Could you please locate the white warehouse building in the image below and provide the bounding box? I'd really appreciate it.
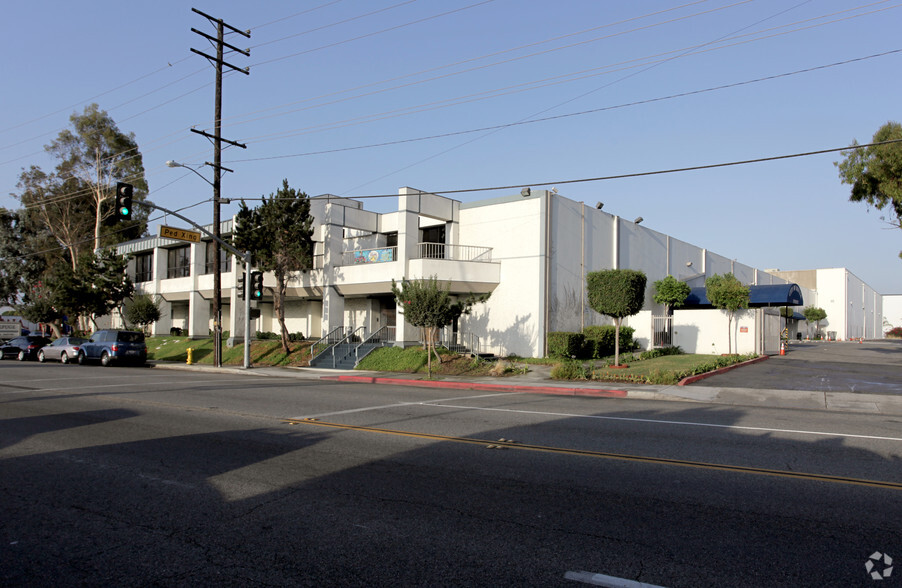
[116,188,886,360]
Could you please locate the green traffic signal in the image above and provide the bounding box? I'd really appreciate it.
[116,182,133,220]
[251,271,264,300]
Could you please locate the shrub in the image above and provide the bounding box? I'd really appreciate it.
[886,327,902,338]
[551,360,590,380]
[547,332,585,358]
[582,325,636,358]
[639,346,684,360]
[255,331,305,341]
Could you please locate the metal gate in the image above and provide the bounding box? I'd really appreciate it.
[652,316,673,348]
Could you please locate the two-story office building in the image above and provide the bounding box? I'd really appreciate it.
[116,187,884,358]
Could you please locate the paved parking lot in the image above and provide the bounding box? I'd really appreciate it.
[691,340,902,395]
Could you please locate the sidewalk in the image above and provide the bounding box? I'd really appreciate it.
[149,360,902,416]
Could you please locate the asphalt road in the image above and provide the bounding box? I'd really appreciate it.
[690,340,902,394]
[2,361,901,586]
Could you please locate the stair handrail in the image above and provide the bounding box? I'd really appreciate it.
[355,325,396,363]
[330,326,367,368]
[310,326,345,363]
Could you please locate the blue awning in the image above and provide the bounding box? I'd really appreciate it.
[683,283,803,309]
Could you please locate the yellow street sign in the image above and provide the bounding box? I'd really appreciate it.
[160,225,202,243]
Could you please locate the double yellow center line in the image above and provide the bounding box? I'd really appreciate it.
[285,418,902,491]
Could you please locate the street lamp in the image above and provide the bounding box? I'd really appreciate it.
[165,159,229,367]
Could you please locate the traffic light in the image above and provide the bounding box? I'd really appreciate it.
[251,271,264,300]
[236,272,245,300]
[116,182,133,220]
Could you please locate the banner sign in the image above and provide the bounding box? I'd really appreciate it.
[353,248,393,264]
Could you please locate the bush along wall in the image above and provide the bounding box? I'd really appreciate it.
[582,325,637,358]
[547,332,585,358]
[547,327,639,359]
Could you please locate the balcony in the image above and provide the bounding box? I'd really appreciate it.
[334,243,499,295]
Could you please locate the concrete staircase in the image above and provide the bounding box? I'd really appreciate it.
[309,341,382,369]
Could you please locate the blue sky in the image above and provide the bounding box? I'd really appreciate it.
[3,1,902,293]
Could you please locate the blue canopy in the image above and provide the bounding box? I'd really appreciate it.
[683,283,803,309]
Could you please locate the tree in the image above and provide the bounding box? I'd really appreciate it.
[705,273,750,354]
[391,276,490,378]
[16,249,133,335]
[836,121,902,255]
[233,179,314,354]
[76,249,134,329]
[652,275,690,314]
[0,208,46,305]
[15,104,149,264]
[586,269,646,366]
[123,294,161,334]
[45,104,149,253]
[802,306,827,338]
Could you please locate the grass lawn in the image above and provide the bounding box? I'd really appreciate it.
[147,336,312,367]
[148,336,753,384]
[552,353,756,384]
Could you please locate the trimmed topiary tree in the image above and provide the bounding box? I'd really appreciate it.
[652,275,691,314]
[705,273,750,354]
[586,269,647,366]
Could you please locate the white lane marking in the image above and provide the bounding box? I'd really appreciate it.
[418,402,902,443]
[289,392,519,421]
[564,570,666,587]
[0,378,237,395]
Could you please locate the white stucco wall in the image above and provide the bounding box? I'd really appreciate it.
[459,196,544,357]
[674,307,759,355]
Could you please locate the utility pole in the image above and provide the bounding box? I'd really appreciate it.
[189,8,250,367]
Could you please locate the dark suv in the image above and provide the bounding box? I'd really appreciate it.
[77,330,147,366]
[0,335,53,361]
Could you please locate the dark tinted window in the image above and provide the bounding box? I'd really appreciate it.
[118,331,145,343]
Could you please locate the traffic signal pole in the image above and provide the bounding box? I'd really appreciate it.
[134,199,254,369]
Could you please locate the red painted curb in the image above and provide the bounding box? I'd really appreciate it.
[677,355,769,386]
[320,375,628,398]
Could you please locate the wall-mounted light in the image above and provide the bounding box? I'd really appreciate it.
[595,202,604,209]
[686,261,693,267]
[521,187,531,197]
[634,216,644,224]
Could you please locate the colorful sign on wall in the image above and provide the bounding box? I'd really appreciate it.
[353,248,394,264]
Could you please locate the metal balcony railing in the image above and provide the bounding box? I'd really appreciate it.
[416,243,492,262]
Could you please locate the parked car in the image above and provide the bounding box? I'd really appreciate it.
[0,335,53,361]
[77,330,147,366]
[38,336,88,364]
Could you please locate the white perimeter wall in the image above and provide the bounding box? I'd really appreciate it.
[671,308,761,355]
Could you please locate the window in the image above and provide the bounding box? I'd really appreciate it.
[166,246,191,279]
[135,252,153,282]
[204,241,232,274]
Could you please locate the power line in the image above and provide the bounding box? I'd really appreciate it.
[224,49,901,163]
[220,4,901,149]
[240,138,897,201]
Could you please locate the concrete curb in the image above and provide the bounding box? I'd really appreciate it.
[320,375,629,398]
[677,355,770,386]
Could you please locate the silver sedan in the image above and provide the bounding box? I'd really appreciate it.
[38,336,88,364]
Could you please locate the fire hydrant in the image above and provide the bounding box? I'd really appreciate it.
[187,348,193,365]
